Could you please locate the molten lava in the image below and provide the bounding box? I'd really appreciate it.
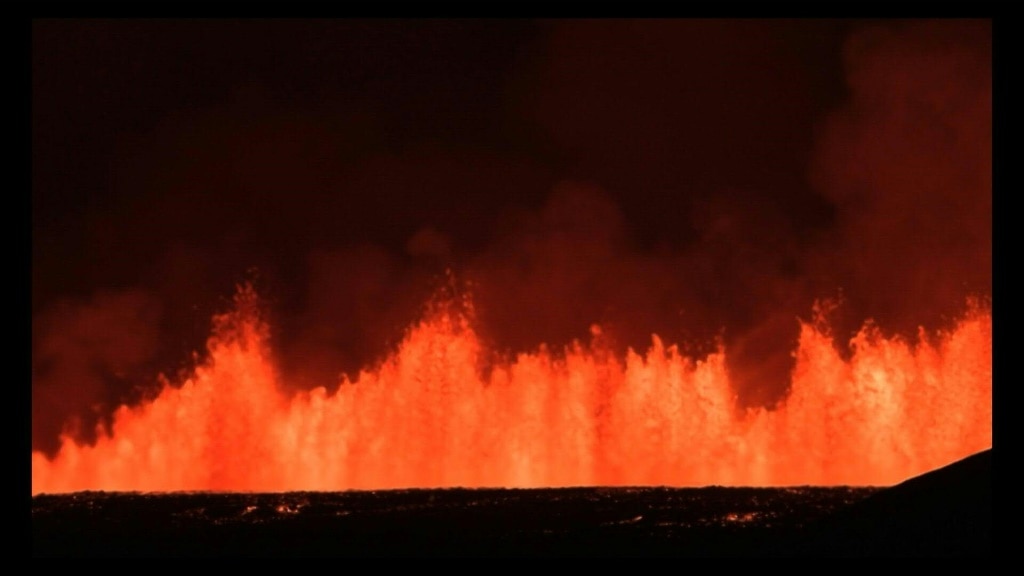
[31,284,992,493]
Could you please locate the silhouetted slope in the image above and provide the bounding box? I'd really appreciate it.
[795,449,992,556]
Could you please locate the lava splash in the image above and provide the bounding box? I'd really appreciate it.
[31,284,991,493]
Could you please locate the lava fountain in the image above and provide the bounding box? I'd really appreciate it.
[31,282,991,494]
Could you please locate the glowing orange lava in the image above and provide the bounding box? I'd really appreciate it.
[31,284,992,493]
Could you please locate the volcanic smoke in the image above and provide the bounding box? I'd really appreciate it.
[31,280,991,494]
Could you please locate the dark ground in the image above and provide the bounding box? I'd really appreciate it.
[31,449,991,557]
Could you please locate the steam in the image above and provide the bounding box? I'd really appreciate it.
[808,19,992,335]
[32,290,162,454]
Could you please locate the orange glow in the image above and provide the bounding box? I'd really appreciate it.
[31,284,992,493]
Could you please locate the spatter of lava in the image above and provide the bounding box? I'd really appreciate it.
[32,283,991,493]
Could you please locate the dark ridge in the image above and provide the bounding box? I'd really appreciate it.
[791,449,992,556]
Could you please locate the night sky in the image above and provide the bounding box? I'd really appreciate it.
[31,19,992,455]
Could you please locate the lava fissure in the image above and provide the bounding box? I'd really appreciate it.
[31,284,992,494]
